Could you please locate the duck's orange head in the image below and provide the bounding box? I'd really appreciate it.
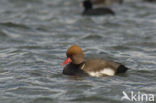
[62,45,84,66]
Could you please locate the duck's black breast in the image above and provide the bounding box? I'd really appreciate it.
[83,8,115,16]
[63,63,86,76]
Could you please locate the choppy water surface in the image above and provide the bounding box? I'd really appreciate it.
[0,0,156,103]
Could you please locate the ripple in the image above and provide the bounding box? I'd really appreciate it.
[0,29,8,37]
[109,45,131,51]
[31,97,54,103]
[82,34,103,40]
[0,22,30,30]
[6,87,55,96]
[70,96,106,102]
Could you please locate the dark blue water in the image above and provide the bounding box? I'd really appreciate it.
[0,0,156,103]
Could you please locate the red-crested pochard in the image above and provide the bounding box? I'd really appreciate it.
[62,45,129,77]
[82,0,115,16]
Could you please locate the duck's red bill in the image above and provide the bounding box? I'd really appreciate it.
[61,57,72,66]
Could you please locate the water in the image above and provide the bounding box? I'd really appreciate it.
[0,0,156,103]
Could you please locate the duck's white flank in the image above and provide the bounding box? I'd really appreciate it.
[88,68,115,77]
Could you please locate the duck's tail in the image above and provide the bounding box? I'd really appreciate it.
[116,65,129,74]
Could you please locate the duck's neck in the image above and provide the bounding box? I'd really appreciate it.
[71,61,86,70]
[83,0,93,12]
[71,60,85,65]
[83,7,92,15]
[84,7,92,11]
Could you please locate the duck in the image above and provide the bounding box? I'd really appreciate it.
[91,0,124,5]
[62,45,129,77]
[82,0,115,16]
